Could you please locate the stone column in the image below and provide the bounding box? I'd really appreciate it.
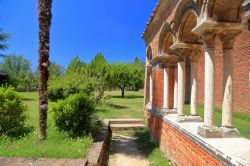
[177,57,186,119]
[149,72,153,104]
[144,66,149,105]
[163,68,169,109]
[197,32,222,138]
[190,60,198,115]
[174,67,178,109]
[218,31,240,137]
[189,52,203,122]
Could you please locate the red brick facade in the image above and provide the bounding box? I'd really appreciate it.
[148,116,225,166]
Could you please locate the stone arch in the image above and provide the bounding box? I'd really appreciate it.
[177,9,201,44]
[172,0,201,32]
[158,22,175,55]
[241,0,250,28]
[200,0,245,22]
[146,45,152,61]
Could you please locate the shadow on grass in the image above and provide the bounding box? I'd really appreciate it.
[111,94,144,99]
[134,129,156,157]
[22,98,35,101]
[106,103,130,109]
[2,125,35,139]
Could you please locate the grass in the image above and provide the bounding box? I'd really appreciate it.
[184,104,250,139]
[0,92,92,158]
[95,91,145,121]
[135,130,170,166]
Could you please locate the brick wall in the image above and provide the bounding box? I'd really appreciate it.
[234,30,250,114]
[168,68,174,108]
[148,116,225,166]
[152,67,164,108]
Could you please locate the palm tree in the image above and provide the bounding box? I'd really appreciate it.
[38,0,52,141]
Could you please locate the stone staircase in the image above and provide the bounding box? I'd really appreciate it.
[105,119,146,131]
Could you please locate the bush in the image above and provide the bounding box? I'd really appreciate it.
[48,74,95,101]
[52,93,95,137]
[0,86,28,137]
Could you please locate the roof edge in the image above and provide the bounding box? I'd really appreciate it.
[142,0,163,41]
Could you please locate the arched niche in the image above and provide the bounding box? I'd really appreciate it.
[172,0,200,32]
[201,0,245,22]
[177,9,201,44]
[158,22,175,55]
[146,46,152,62]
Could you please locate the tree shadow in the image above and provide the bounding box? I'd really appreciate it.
[111,95,144,99]
[3,125,35,139]
[22,98,35,101]
[106,103,130,109]
[134,129,157,158]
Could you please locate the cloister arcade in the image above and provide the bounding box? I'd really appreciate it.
[144,0,250,138]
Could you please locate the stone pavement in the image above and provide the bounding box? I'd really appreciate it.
[108,134,149,166]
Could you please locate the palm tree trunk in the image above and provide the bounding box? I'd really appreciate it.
[38,0,52,141]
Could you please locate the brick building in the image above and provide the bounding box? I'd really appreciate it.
[143,0,250,165]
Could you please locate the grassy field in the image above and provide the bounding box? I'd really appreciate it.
[95,91,145,120]
[0,92,92,158]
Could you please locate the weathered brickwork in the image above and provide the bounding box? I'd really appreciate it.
[168,68,174,108]
[152,67,164,108]
[234,30,250,114]
[148,116,225,166]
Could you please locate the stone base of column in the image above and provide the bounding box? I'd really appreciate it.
[161,108,177,114]
[176,115,203,123]
[197,125,222,138]
[220,127,240,138]
[187,115,203,122]
[176,115,188,123]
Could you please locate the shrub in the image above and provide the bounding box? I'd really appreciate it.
[0,86,28,137]
[48,74,95,101]
[52,93,95,137]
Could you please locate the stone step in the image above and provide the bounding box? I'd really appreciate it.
[110,123,146,131]
[106,118,144,125]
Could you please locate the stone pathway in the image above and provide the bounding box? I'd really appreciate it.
[108,133,150,166]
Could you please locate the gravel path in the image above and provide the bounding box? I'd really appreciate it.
[108,134,150,166]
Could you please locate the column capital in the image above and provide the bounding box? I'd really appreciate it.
[189,50,201,62]
[201,31,217,48]
[173,48,190,61]
[159,62,177,69]
[218,30,241,49]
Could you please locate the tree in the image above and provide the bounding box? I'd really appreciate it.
[65,56,87,75]
[49,61,65,77]
[89,53,110,104]
[0,54,31,87]
[130,57,145,91]
[38,0,52,141]
[110,63,132,98]
[0,28,10,57]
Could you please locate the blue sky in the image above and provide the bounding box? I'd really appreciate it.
[0,0,157,70]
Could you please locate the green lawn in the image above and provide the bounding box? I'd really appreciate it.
[0,92,92,158]
[95,91,145,120]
